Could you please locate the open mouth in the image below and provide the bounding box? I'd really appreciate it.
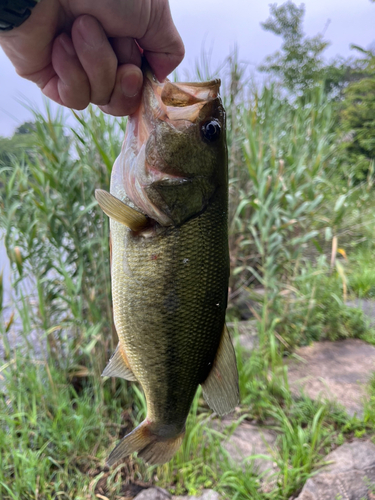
[112,73,221,226]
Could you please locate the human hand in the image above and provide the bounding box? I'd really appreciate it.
[0,0,184,115]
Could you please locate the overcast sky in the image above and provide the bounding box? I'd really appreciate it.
[0,0,373,137]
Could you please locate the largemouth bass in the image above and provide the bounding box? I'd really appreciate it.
[95,65,239,466]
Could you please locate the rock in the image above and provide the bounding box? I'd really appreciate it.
[296,440,375,500]
[218,420,278,478]
[228,288,262,320]
[287,339,375,416]
[172,489,221,500]
[197,491,221,500]
[133,487,171,500]
[346,299,375,327]
[227,320,259,353]
[134,488,222,500]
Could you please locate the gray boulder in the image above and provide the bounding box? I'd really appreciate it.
[346,299,375,327]
[133,488,222,500]
[173,490,221,500]
[219,421,278,477]
[133,487,171,500]
[296,440,375,500]
[288,339,375,416]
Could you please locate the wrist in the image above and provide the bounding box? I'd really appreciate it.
[0,0,39,32]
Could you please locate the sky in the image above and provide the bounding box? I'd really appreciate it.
[0,0,374,137]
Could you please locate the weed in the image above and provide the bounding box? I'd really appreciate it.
[347,247,375,299]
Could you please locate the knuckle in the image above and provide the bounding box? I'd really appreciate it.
[91,86,113,106]
[92,97,111,106]
[100,100,136,117]
[62,91,89,110]
[68,100,89,111]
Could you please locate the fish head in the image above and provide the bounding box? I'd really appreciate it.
[111,67,227,227]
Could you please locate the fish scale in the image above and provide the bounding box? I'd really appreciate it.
[111,189,229,427]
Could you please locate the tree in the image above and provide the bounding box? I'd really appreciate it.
[0,122,35,165]
[259,1,329,93]
[15,121,36,135]
[340,47,375,181]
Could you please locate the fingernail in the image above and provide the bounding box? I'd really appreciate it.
[60,35,76,57]
[121,72,143,98]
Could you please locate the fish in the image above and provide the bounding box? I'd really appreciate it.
[95,63,239,466]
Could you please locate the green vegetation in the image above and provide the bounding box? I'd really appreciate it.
[340,47,375,181]
[1,1,375,498]
[348,247,375,298]
[259,1,330,92]
[0,122,35,165]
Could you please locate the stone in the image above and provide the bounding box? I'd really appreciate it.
[133,488,171,500]
[217,420,278,478]
[346,299,375,327]
[232,288,260,320]
[198,491,221,500]
[134,488,222,500]
[287,339,375,416]
[172,489,221,500]
[227,287,266,321]
[227,320,259,353]
[296,440,375,500]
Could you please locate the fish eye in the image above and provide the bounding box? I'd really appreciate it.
[201,120,221,143]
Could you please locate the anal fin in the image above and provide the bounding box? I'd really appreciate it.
[201,324,239,416]
[102,344,137,381]
[95,189,148,231]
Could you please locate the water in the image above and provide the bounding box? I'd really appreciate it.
[0,232,12,321]
[0,232,45,359]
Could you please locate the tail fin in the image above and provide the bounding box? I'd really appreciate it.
[107,420,184,466]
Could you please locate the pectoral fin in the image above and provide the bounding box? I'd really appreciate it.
[95,189,148,231]
[102,344,137,381]
[201,324,239,416]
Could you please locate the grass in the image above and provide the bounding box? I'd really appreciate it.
[0,353,135,499]
[276,256,373,346]
[233,328,344,498]
[1,297,375,499]
[347,247,375,299]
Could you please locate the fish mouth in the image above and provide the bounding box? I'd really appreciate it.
[111,66,221,226]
